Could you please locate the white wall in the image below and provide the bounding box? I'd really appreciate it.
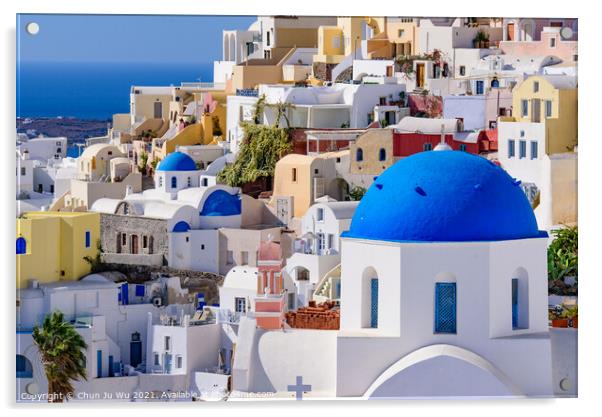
[168,229,220,274]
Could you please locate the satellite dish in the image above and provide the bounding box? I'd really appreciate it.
[560,27,573,40]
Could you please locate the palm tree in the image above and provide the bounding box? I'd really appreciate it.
[32,311,88,402]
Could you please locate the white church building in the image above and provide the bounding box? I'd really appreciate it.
[229,150,554,398]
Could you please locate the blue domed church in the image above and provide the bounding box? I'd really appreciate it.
[333,150,553,397]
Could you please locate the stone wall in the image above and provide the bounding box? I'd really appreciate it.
[100,213,169,261]
[312,62,337,81]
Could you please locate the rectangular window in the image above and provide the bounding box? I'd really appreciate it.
[550,37,556,48]
[423,143,433,151]
[459,66,466,76]
[164,336,171,351]
[154,353,160,366]
[226,250,234,265]
[459,144,467,152]
[85,231,91,248]
[475,80,484,95]
[241,251,249,265]
[530,141,538,159]
[519,140,527,158]
[122,233,127,246]
[545,100,553,118]
[316,208,324,222]
[533,81,539,93]
[20,167,26,176]
[434,282,456,333]
[135,284,145,297]
[235,297,246,313]
[398,29,404,37]
[143,236,148,249]
[512,278,519,329]
[370,278,378,328]
[521,99,529,117]
[176,355,183,369]
[292,168,297,182]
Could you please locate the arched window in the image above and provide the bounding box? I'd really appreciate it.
[434,282,457,333]
[171,176,177,189]
[16,355,33,378]
[511,268,530,329]
[379,148,386,161]
[356,148,364,162]
[16,237,26,255]
[491,78,500,88]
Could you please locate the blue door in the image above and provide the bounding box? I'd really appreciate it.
[435,283,457,333]
[120,283,129,305]
[370,278,378,328]
[130,341,142,368]
[512,278,519,329]
[108,355,114,377]
[476,80,484,95]
[96,350,102,378]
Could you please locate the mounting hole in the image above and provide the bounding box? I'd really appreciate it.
[26,22,40,35]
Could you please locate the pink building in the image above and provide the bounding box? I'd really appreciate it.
[501,18,577,42]
[254,240,286,330]
[500,26,578,64]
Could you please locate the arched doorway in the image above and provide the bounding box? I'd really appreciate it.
[361,267,379,328]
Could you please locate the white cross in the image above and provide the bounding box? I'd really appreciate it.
[287,376,311,400]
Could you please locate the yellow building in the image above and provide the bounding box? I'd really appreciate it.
[508,75,577,154]
[16,212,101,288]
[314,17,371,65]
[271,152,350,218]
[383,17,419,57]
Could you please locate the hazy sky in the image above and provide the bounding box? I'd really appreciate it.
[17,14,256,64]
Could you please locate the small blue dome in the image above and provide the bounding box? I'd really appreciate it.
[344,151,542,242]
[200,190,241,216]
[157,152,197,172]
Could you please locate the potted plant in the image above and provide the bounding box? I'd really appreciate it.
[565,305,578,328]
[549,305,568,328]
[473,30,488,48]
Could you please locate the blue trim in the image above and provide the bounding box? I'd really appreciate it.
[135,284,145,297]
[16,237,26,254]
[120,283,129,305]
[172,221,191,232]
[16,354,33,378]
[435,283,456,334]
[108,355,114,377]
[200,190,241,216]
[512,278,519,329]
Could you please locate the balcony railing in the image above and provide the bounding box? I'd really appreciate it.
[236,88,259,97]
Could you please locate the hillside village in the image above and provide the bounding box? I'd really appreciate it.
[16,16,578,401]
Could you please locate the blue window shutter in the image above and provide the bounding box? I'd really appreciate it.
[512,278,519,329]
[16,237,26,254]
[85,231,91,248]
[97,350,102,378]
[135,285,145,297]
[370,278,379,328]
[435,283,457,333]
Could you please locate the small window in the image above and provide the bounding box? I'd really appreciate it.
[20,167,26,176]
[434,282,457,334]
[459,144,467,152]
[122,233,127,246]
[202,178,208,187]
[314,168,319,175]
[519,140,527,159]
[533,82,539,93]
[56,148,62,153]
[226,250,234,265]
[530,141,538,159]
[292,168,297,182]
[235,297,246,313]
[379,97,387,106]
[187,177,192,187]
[423,143,433,151]
[459,66,466,76]
[159,176,163,187]
[508,139,516,158]
[241,251,249,264]
[356,148,364,161]
[171,176,177,189]
[550,37,556,48]
[164,336,171,351]
[398,29,404,37]
[143,236,148,249]
[201,244,205,250]
[316,208,324,222]
[573,54,578,62]
[85,231,91,248]
[521,100,529,117]
[108,151,113,156]
[176,355,183,369]
[154,353,160,366]
[135,285,145,297]
[379,148,386,161]
[545,100,553,118]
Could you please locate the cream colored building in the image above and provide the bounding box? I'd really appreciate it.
[350,129,395,175]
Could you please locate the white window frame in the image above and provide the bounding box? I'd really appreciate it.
[316,208,324,222]
[235,297,246,313]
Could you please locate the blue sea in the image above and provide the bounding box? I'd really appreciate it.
[17,61,214,120]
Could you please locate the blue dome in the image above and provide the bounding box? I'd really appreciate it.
[200,190,241,216]
[344,151,543,243]
[157,152,197,171]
